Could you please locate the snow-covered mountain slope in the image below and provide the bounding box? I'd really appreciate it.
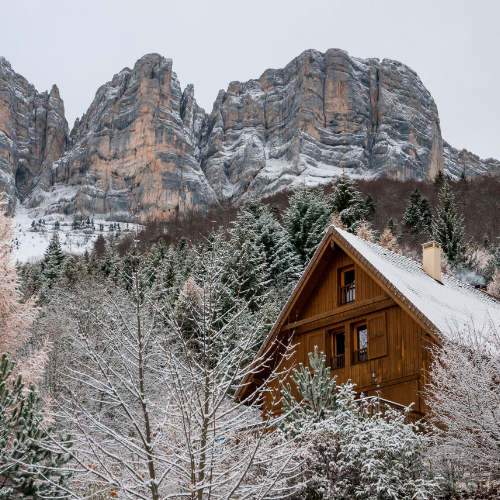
[1,50,499,220]
[11,203,140,263]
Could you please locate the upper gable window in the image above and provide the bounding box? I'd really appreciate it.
[340,267,355,305]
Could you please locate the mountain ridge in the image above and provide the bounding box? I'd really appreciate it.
[1,49,499,219]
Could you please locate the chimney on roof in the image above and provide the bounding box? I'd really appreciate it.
[422,241,441,282]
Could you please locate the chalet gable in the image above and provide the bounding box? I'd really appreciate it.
[235,225,500,403]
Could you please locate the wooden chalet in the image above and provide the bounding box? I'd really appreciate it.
[235,226,500,418]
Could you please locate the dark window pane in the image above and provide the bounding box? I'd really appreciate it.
[357,325,368,350]
[344,269,355,285]
[336,332,345,355]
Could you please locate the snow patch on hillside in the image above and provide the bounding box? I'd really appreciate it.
[11,203,140,263]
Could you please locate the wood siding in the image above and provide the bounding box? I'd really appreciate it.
[264,244,431,416]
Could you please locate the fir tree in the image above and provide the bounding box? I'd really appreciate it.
[433,170,445,189]
[284,186,333,266]
[41,232,65,290]
[331,172,371,230]
[432,178,467,265]
[0,355,72,498]
[363,193,376,221]
[93,233,106,258]
[230,199,303,287]
[388,217,398,236]
[402,188,433,239]
[280,347,340,428]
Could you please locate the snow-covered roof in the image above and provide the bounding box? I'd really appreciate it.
[235,225,500,401]
[333,226,500,335]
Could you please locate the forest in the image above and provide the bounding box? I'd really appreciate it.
[2,172,500,499]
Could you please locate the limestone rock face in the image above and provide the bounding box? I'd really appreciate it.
[0,57,68,212]
[0,49,499,219]
[443,141,500,179]
[200,49,445,200]
[26,54,214,218]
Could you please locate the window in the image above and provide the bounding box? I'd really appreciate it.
[340,267,355,305]
[352,323,368,364]
[330,330,345,369]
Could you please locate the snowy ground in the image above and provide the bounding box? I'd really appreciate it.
[11,204,140,264]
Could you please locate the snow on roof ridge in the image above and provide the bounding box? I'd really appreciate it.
[333,226,500,334]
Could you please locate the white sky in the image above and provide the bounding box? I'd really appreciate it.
[1,0,499,160]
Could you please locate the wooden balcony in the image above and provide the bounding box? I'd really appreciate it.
[340,283,355,304]
[352,347,368,364]
[331,353,345,369]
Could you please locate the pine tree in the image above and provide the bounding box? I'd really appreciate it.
[0,354,71,499]
[331,172,362,213]
[41,232,65,290]
[231,199,303,287]
[280,347,341,428]
[402,188,433,239]
[432,178,467,265]
[331,172,369,229]
[284,186,333,266]
[434,170,445,189]
[93,233,106,258]
[388,217,398,235]
[363,193,376,221]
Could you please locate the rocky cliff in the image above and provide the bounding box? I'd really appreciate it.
[0,49,498,219]
[25,54,215,218]
[0,57,68,213]
[200,49,444,201]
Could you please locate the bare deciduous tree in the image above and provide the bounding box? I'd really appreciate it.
[425,319,500,486]
[50,234,301,499]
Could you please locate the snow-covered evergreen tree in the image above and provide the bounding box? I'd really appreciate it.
[284,186,333,266]
[230,199,303,289]
[0,354,71,499]
[41,232,65,291]
[433,170,445,188]
[388,216,398,236]
[281,349,438,500]
[331,172,371,230]
[402,188,433,239]
[280,347,341,429]
[432,178,467,265]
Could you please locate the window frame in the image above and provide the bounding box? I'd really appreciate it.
[339,265,356,306]
[351,320,368,365]
[329,328,346,370]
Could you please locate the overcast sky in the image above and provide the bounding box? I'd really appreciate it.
[1,0,499,160]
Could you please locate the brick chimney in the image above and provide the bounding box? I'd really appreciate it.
[422,241,442,282]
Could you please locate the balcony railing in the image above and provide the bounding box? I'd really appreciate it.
[331,353,345,369]
[352,347,368,364]
[340,283,355,304]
